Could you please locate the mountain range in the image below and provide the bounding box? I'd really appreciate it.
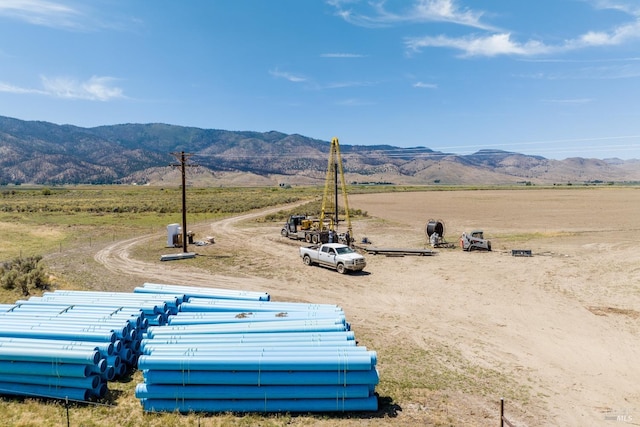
[1,115,639,186]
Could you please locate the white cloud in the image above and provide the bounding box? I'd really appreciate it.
[336,98,375,106]
[324,80,376,89]
[402,0,640,58]
[0,0,135,31]
[0,75,125,100]
[269,69,307,83]
[566,19,640,48]
[406,33,551,57]
[413,81,438,89]
[41,75,124,100]
[406,18,640,58]
[0,81,46,95]
[328,0,494,30]
[585,0,640,15]
[0,0,84,29]
[411,0,492,30]
[320,53,366,58]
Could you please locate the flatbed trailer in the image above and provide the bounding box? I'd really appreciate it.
[281,215,329,244]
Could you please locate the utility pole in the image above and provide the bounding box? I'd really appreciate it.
[170,151,197,253]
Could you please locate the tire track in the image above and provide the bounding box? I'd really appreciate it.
[93,202,308,290]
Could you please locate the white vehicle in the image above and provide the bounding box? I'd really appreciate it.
[460,230,491,251]
[299,243,366,274]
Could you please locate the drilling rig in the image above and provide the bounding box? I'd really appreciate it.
[319,137,353,245]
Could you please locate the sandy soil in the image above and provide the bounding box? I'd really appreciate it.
[91,187,640,426]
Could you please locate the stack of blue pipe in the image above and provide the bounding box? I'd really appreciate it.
[0,289,182,402]
[134,283,379,413]
[0,283,380,411]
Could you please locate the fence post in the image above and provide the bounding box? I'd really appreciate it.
[500,397,504,427]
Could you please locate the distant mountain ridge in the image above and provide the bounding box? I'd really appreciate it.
[1,115,638,186]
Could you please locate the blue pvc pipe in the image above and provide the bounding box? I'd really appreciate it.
[167,312,346,325]
[119,347,133,363]
[140,331,355,346]
[93,382,108,398]
[0,381,90,402]
[179,299,340,313]
[0,304,15,312]
[0,347,100,365]
[141,341,356,354]
[143,368,379,386]
[42,290,182,310]
[0,327,116,343]
[90,359,108,374]
[2,285,379,414]
[146,320,347,338]
[21,298,166,315]
[141,347,370,357]
[106,355,121,369]
[0,311,143,326]
[138,283,270,301]
[138,352,377,371]
[0,338,115,357]
[0,321,129,340]
[135,383,371,399]
[0,361,92,378]
[116,363,127,377]
[141,396,378,413]
[101,366,116,381]
[0,373,100,390]
[152,317,347,331]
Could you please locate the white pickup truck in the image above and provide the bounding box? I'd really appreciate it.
[299,243,366,274]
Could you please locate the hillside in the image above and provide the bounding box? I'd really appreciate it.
[1,115,639,186]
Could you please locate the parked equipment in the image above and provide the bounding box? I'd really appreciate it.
[425,219,455,248]
[281,137,354,246]
[281,215,329,244]
[460,230,491,251]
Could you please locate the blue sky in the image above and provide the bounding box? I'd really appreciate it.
[1,0,640,159]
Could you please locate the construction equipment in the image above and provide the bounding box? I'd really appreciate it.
[281,214,328,244]
[425,219,455,248]
[460,230,492,251]
[319,137,353,245]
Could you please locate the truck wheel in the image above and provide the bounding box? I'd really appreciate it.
[305,234,312,243]
[281,229,288,237]
[312,234,319,244]
[336,263,346,274]
[303,255,312,266]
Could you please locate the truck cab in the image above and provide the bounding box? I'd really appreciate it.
[283,215,309,233]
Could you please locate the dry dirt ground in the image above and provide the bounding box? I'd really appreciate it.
[88,187,640,426]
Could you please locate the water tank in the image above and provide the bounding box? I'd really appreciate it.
[167,224,181,247]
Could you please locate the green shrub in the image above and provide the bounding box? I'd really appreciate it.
[0,256,50,296]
